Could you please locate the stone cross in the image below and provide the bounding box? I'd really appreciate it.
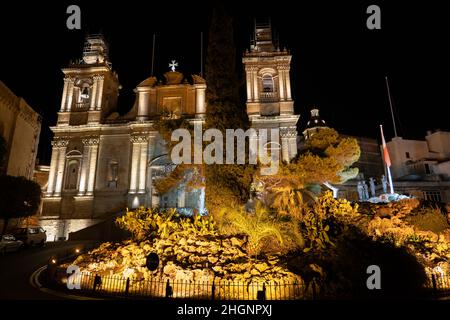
[169,60,178,72]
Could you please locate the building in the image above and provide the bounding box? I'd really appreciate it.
[385,131,450,202]
[40,35,207,240]
[0,80,41,179]
[243,20,299,162]
[302,108,328,140]
[299,108,384,200]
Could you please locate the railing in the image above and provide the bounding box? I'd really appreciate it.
[72,101,90,111]
[430,273,450,295]
[259,92,278,103]
[51,271,315,300]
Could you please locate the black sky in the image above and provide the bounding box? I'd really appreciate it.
[0,0,448,164]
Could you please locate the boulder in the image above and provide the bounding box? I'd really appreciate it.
[230,237,243,247]
[254,263,269,273]
[251,269,260,276]
[208,256,219,264]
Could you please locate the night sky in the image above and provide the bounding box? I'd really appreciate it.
[1,1,448,164]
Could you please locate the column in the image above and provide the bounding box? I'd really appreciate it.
[245,69,253,102]
[137,90,149,120]
[95,75,104,111]
[46,142,60,196]
[280,129,290,163]
[289,136,298,159]
[277,68,285,101]
[177,187,186,208]
[65,78,75,112]
[195,85,206,116]
[89,76,98,111]
[138,137,148,193]
[129,135,140,194]
[54,139,69,197]
[285,67,292,101]
[60,78,69,112]
[86,137,99,196]
[249,130,258,165]
[253,69,259,102]
[77,139,91,196]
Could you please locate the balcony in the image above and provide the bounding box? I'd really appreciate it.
[72,101,90,111]
[259,92,278,103]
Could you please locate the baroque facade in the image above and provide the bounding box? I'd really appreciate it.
[40,35,207,240]
[41,23,301,240]
[243,20,299,162]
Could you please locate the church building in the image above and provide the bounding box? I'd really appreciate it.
[40,23,300,240]
[40,35,207,240]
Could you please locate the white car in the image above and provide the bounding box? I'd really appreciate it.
[12,227,47,246]
[0,234,23,254]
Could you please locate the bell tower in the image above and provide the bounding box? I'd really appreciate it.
[57,34,120,126]
[243,19,299,162]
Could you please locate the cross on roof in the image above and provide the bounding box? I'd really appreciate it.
[169,60,178,72]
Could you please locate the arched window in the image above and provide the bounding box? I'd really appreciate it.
[64,150,82,190]
[262,74,274,92]
[108,160,119,188]
[65,159,80,190]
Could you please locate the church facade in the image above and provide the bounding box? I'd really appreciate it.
[40,25,299,240]
[40,35,207,240]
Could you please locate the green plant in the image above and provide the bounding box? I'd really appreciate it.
[216,203,304,257]
[116,207,217,242]
[405,205,449,233]
[0,175,42,235]
[302,208,334,253]
[270,186,316,221]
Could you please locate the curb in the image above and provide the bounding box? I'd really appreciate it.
[29,265,103,300]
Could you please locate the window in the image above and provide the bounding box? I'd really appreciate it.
[405,152,410,159]
[423,190,441,202]
[262,74,274,92]
[108,160,119,188]
[425,163,431,174]
[65,159,80,190]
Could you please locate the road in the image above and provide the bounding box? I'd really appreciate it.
[0,241,96,299]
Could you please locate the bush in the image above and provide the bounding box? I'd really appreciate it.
[216,203,304,257]
[116,207,217,242]
[405,206,449,233]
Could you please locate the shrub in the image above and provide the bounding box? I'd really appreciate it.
[216,203,304,257]
[116,207,217,242]
[405,205,449,233]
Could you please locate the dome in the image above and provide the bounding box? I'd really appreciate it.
[305,108,327,129]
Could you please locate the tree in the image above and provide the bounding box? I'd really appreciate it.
[204,5,255,215]
[259,128,360,219]
[0,175,42,235]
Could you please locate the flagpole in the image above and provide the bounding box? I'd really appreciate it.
[151,34,156,76]
[385,76,398,137]
[380,124,395,194]
[200,32,203,78]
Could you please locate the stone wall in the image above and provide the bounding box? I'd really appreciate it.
[39,218,101,241]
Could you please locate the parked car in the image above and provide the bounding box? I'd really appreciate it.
[12,226,47,246]
[0,234,23,254]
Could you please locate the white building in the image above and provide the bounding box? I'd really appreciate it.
[385,130,450,202]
